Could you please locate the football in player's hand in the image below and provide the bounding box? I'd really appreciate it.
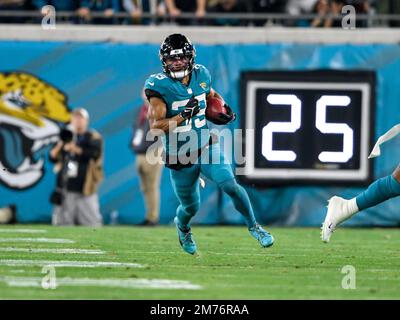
[206,96,229,125]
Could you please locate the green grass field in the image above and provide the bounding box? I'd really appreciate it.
[0,225,399,299]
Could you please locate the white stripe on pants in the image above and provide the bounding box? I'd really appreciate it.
[52,192,102,227]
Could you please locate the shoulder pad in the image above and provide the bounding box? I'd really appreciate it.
[145,73,169,90]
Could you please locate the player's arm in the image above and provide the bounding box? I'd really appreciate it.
[207,88,236,124]
[148,96,200,134]
[148,96,182,134]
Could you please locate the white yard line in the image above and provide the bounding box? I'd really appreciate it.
[0,229,47,234]
[0,276,202,290]
[0,238,74,244]
[129,250,271,257]
[0,259,143,268]
[0,247,105,255]
[8,269,26,273]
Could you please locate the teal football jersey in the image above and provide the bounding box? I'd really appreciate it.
[144,64,211,156]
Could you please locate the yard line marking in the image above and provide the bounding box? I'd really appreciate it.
[9,269,26,273]
[0,238,74,244]
[129,250,275,257]
[0,259,143,268]
[166,264,256,269]
[126,251,316,258]
[0,229,47,234]
[108,250,400,262]
[0,248,105,255]
[0,276,202,290]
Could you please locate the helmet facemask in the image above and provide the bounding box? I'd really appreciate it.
[159,34,196,80]
[163,53,195,80]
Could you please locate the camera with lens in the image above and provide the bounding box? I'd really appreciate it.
[59,128,74,143]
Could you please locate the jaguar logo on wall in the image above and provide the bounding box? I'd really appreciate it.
[0,72,71,190]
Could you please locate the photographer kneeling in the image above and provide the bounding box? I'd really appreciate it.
[50,108,103,226]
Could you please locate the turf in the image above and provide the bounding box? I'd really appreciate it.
[0,225,399,299]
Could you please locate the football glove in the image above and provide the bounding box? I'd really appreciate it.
[180,97,200,120]
[216,104,236,124]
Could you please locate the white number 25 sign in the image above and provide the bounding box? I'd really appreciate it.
[262,94,354,163]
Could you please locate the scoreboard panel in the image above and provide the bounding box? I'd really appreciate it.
[239,70,376,185]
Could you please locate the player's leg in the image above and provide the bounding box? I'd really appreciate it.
[170,165,201,229]
[356,166,400,211]
[219,178,274,247]
[170,165,201,254]
[322,165,400,242]
[219,179,256,228]
[200,143,274,247]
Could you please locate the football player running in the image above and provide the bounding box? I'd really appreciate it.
[144,34,274,255]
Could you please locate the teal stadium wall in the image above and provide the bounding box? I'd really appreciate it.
[0,41,399,226]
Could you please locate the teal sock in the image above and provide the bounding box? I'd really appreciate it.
[219,179,257,228]
[176,203,199,230]
[356,175,400,211]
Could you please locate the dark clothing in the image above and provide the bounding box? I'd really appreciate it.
[32,0,80,11]
[51,130,102,193]
[131,103,157,155]
[163,134,218,171]
[346,0,371,28]
[250,0,288,13]
[80,0,120,11]
[174,0,197,12]
[171,0,202,25]
[208,2,248,26]
[0,0,30,23]
[0,0,27,9]
[248,0,288,26]
[80,0,120,24]
[31,0,82,23]
[145,88,166,104]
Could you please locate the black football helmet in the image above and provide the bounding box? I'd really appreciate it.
[159,34,196,80]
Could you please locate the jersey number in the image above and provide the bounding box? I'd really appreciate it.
[172,93,207,132]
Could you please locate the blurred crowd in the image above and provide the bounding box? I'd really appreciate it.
[0,0,399,27]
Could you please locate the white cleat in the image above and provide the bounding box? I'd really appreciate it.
[321,196,355,243]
